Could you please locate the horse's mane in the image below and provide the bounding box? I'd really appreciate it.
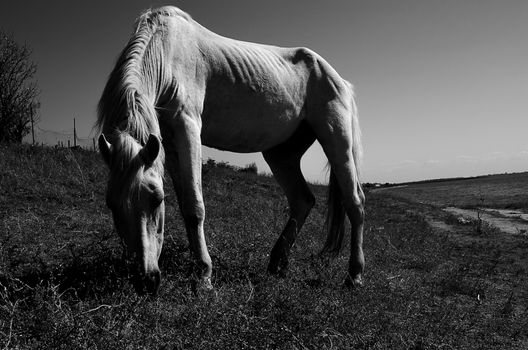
[97,7,188,145]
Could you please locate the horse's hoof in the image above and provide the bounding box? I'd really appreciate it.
[344,274,364,288]
[267,258,288,277]
[192,277,214,295]
[199,276,213,290]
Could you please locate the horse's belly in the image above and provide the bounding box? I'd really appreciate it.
[201,107,303,153]
[199,69,307,152]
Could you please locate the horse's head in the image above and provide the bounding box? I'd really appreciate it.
[98,132,165,296]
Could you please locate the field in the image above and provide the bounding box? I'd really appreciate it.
[377,173,528,211]
[1,143,527,349]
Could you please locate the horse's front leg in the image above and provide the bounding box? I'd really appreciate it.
[165,115,212,290]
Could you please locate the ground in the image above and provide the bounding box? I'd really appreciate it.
[1,144,527,349]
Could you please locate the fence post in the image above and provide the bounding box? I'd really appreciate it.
[74,118,77,148]
[31,112,35,146]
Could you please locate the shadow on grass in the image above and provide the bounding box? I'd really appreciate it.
[1,252,132,301]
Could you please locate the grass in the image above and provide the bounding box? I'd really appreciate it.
[1,143,527,349]
[379,173,528,211]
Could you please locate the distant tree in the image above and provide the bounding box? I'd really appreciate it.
[0,30,40,143]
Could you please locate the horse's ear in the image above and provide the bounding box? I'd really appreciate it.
[98,134,112,166]
[140,134,160,166]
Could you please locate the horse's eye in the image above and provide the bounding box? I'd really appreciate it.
[151,192,164,208]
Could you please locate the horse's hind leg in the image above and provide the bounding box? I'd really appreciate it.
[308,103,365,286]
[263,122,316,275]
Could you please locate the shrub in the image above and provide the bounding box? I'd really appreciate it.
[240,162,258,174]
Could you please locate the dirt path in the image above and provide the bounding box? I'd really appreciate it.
[444,207,528,235]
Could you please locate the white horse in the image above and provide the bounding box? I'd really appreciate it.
[97,6,364,295]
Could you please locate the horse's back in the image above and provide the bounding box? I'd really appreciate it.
[159,7,351,152]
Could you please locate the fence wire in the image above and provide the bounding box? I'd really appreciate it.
[24,126,97,151]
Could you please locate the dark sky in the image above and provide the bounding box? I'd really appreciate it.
[1,0,527,183]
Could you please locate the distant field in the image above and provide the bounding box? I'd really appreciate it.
[1,143,527,349]
[376,172,528,211]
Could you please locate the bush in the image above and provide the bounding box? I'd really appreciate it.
[240,162,258,174]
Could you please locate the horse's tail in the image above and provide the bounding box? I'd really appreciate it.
[321,83,363,256]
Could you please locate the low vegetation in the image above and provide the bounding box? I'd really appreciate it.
[1,143,527,349]
[380,173,528,211]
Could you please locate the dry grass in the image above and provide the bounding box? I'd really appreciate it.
[1,143,527,349]
[381,173,528,211]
